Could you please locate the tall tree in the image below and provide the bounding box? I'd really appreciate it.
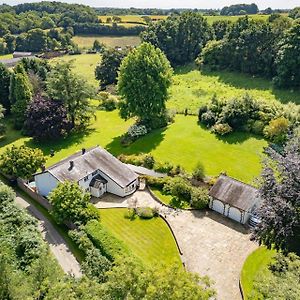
[142,12,212,65]
[10,69,33,129]
[252,136,300,252]
[118,42,173,126]
[46,62,94,128]
[24,93,70,141]
[0,63,11,113]
[95,48,126,86]
[274,22,300,88]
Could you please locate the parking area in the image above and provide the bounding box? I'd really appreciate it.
[93,190,257,300]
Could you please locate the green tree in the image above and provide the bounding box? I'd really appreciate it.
[46,62,95,128]
[0,63,11,112]
[48,181,98,224]
[0,145,46,179]
[92,39,104,52]
[95,48,126,86]
[100,256,215,299]
[0,104,5,135]
[118,42,173,126]
[274,22,300,88]
[10,70,33,129]
[26,28,48,52]
[263,117,290,144]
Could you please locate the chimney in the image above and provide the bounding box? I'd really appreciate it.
[69,161,74,170]
[82,148,86,155]
[41,165,46,172]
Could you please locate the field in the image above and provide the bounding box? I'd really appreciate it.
[99,208,181,266]
[241,247,276,299]
[51,54,100,87]
[0,54,13,60]
[1,110,267,183]
[72,35,141,50]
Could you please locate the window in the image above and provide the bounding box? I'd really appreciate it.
[84,176,89,182]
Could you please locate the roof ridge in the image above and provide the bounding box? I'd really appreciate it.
[219,174,257,190]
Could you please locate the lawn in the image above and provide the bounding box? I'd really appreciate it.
[150,187,191,209]
[1,112,267,183]
[99,208,181,266]
[51,53,100,87]
[72,35,141,49]
[0,54,13,60]
[241,247,276,299]
[170,65,300,114]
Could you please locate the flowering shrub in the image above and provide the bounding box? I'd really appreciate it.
[128,124,148,138]
[212,123,232,135]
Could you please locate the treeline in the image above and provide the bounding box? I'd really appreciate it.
[73,23,145,36]
[220,3,258,15]
[95,7,219,16]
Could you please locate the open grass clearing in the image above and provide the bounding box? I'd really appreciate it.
[241,246,276,299]
[170,65,300,114]
[99,208,181,266]
[72,35,141,49]
[1,111,267,183]
[51,53,100,87]
[0,54,13,60]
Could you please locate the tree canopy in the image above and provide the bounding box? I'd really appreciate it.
[118,42,173,126]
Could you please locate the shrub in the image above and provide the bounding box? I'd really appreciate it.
[136,207,155,219]
[100,96,118,111]
[154,161,174,174]
[190,187,210,209]
[192,162,205,181]
[263,117,290,144]
[143,154,155,169]
[201,110,217,126]
[124,208,136,220]
[0,183,15,205]
[212,123,232,135]
[168,165,185,176]
[144,176,166,189]
[128,124,148,138]
[85,219,130,261]
[251,120,265,135]
[163,177,192,201]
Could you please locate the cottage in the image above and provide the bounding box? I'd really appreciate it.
[209,174,261,224]
[34,147,139,198]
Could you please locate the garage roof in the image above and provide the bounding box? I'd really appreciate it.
[209,175,260,212]
[43,146,138,188]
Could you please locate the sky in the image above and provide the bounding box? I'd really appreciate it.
[3,0,300,9]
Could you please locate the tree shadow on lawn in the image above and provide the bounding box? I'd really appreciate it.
[105,127,167,157]
[24,128,94,157]
[202,69,300,105]
[173,63,196,75]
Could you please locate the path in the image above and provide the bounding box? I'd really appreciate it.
[15,194,82,278]
[95,189,257,300]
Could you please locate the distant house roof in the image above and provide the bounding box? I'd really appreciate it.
[209,174,260,212]
[13,51,33,58]
[0,56,36,67]
[90,174,108,188]
[43,147,138,188]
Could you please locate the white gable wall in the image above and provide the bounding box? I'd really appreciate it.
[35,172,60,197]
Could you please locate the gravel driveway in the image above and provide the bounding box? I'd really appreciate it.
[95,190,257,299]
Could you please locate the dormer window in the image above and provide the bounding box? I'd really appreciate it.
[84,176,89,182]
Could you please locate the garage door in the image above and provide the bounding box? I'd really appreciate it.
[227,206,242,223]
[212,199,225,215]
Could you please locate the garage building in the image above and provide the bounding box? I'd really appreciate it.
[209,174,260,224]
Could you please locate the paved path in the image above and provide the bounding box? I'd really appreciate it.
[95,190,257,300]
[15,194,82,278]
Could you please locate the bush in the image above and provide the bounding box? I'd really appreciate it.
[212,123,232,135]
[124,208,136,220]
[143,154,155,169]
[201,110,217,127]
[100,97,118,111]
[163,177,192,201]
[0,183,16,205]
[144,176,166,189]
[128,124,148,138]
[263,117,290,144]
[192,162,205,181]
[251,120,265,135]
[85,219,130,261]
[190,187,210,209]
[136,207,155,219]
[154,161,174,174]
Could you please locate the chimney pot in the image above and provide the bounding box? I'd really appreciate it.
[69,161,74,170]
[82,148,86,155]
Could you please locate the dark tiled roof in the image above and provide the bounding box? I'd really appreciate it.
[209,174,259,211]
[46,146,138,188]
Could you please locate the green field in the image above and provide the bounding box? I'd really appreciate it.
[241,247,276,299]
[170,65,300,114]
[72,35,141,49]
[1,111,267,183]
[100,208,181,266]
[51,53,100,87]
[0,54,13,60]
